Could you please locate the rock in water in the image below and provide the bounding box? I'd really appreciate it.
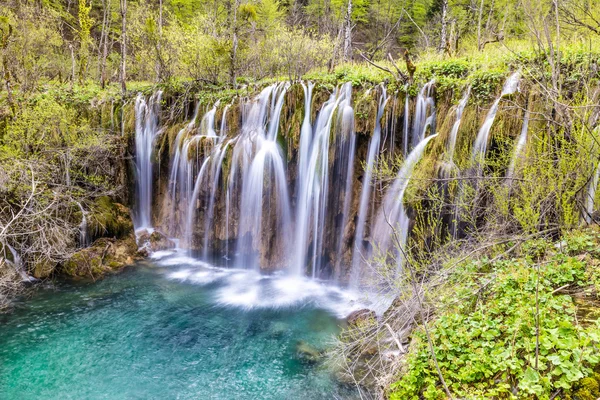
[137,230,176,252]
[60,235,139,279]
[296,340,322,363]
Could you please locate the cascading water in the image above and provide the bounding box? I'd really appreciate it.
[166,103,219,242]
[584,128,600,223]
[446,87,471,164]
[228,84,293,269]
[506,110,530,181]
[452,72,520,237]
[134,91,163,230]
[350,87,389,288]
[411,80,435,150]
[470,72,520,170]
[75,201,88,247]
[135,78,539,289]
[293,83,354,278]
[403,86,410,156]
[1,241,34,282]
[371,134,439,274]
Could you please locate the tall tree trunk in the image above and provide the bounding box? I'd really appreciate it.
[1,23,14,115]
[120,0,127,94]
[343,0,353,61]
[99,0,111,88]
[156,0,163,82]
[69,43,76,91]
[438,0,449,53]
[477,0,485,51]
[229,0,239,87]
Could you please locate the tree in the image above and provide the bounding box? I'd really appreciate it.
[77,0,93,84]
[120,0,127,94]
[0,16,14,114]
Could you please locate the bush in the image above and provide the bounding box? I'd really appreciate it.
[389,229,600,400]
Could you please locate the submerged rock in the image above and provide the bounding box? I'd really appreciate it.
[296,340,322,363]
[60,235,138,279]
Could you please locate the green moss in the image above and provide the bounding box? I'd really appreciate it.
[88,196,133,241]
[354,89,377,135]
[469,68,508,104]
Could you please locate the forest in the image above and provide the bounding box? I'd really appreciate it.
[1,0,600,399]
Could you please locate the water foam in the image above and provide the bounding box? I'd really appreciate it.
[156,253,391,318]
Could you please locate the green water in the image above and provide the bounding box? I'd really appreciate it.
[0,261,358,399]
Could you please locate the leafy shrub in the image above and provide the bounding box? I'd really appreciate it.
[470,69,507,103]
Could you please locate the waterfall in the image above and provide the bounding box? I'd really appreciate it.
[293,83,353,278]
[75,201,88,247]
[585,161,600,224]
[134,91,162,230]
[183,103,221,249]
[506,110,530,181]
[411,80,435,150]
[298,82,315,190]
[470,72,520,170]
[333,92,357,280]
[372,134,439,273]
[202,138,235,259]
[235,83,292,269]
[446,87,471,164]
[584,127,600,223]
[1,241,34,282]
[166,102,218,239]
[403,87,410,156]
[350,87,389,288]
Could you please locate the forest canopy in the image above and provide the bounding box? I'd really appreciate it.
[0,0,598,93]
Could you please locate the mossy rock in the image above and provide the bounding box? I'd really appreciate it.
[60,235,138,279]
[354,90,378,136]
[32,258,55,279]
[88,196,134,241]
[569,374,600,400]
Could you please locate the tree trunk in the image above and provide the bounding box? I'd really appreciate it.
[1,23,14,115]
[120,0,127,94]
[69,43,76,91]
[343,0,352,61]
[99,0,110,88]
[438,0,449,53]
[229,0,239,87]
[156,0,163,82]
[477,0,485,51]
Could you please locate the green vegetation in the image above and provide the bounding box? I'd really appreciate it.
[389,228,600,399]
[0,0,599,398]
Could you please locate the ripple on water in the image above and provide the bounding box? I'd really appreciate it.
[0,256,367,399]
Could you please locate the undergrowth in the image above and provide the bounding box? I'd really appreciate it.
[389,227,600,399]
